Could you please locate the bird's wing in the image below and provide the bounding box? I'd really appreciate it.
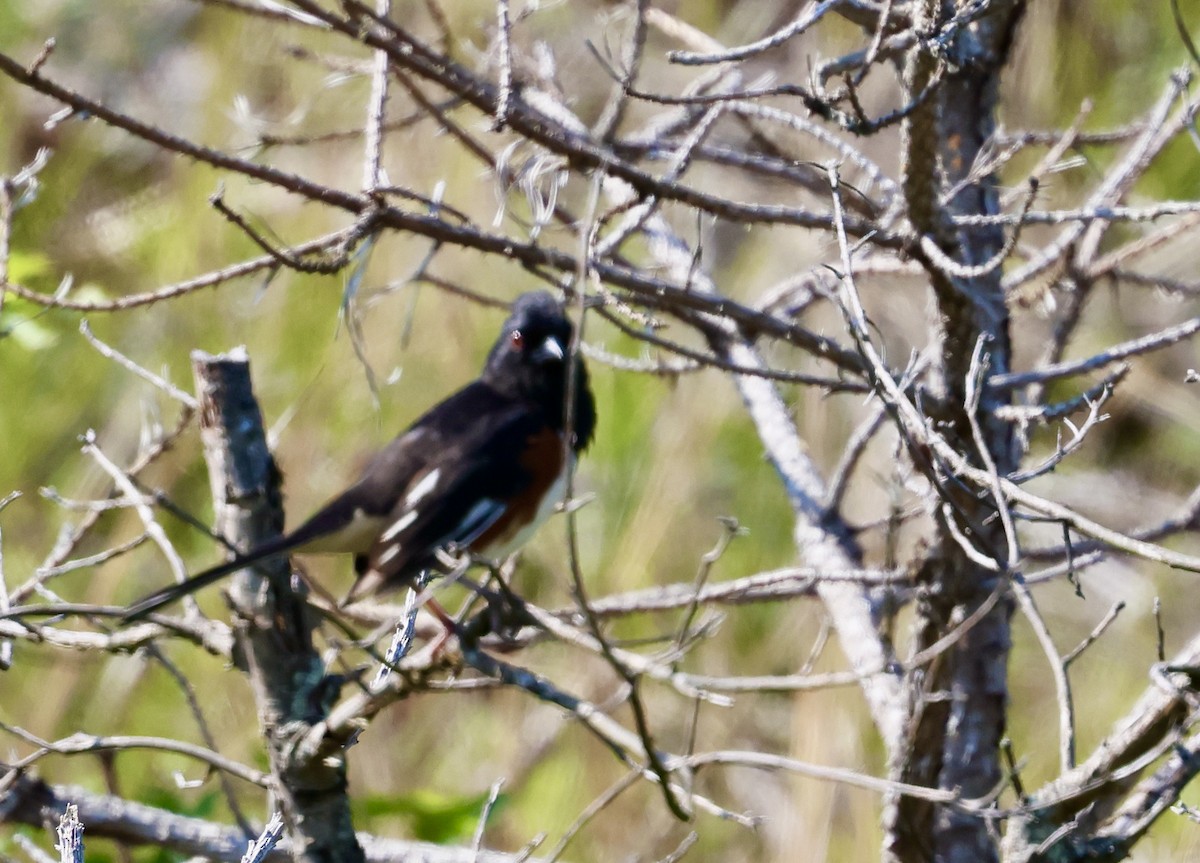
[284,380,512,554]
[346,400,562,598]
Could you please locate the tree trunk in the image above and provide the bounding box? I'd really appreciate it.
[193,349,364,863]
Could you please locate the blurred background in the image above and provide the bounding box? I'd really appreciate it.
[3,1,1200,860]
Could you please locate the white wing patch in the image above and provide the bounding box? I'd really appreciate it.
[405,468,441,507]
[377,544,402,566]
[380,509,419,543]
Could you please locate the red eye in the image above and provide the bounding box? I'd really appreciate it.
[510,330,524,349]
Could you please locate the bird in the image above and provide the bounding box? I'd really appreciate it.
[122,291,596,622]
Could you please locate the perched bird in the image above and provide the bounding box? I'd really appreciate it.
[123,291,595,622]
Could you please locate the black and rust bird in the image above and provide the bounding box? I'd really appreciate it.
[123,291,595,622]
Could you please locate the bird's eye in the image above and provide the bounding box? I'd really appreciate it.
[510,330,524,349]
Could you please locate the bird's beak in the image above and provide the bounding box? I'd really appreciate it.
[533,336,565,363]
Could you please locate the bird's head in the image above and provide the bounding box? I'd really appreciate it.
[485,291,574,390]
[484,291,595,448]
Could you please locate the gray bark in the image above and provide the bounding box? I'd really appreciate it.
[192,349,364,863]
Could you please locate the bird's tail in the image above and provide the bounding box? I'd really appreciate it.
[121,534,295,623]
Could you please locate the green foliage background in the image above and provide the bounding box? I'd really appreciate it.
[3,1,1200,860]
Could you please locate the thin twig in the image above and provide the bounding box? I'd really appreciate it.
[1063,601,1126,666]
[146,645,256,834]
[493,0,512,130]
[990,316,1200,390]
[363,0,391,193]
[79,320,198,408]
[1,723,267,787]
[239,813,285,863]
[471,779,504,863]
[1012,578,1076,771]
[79,432,191,601]
[544,771,641,863]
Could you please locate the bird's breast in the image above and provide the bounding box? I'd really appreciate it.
[472,426,570,557]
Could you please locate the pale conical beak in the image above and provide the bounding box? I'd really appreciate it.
[534,336,565,363]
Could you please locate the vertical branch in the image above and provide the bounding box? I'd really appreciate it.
[887,3,1026,862]
[900,0,947,251]
[191,349,363,863]
[55,803,83,863]
[363,0,391,194]
[493,0,513,131]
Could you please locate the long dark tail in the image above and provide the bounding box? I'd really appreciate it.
[121,534,296,622]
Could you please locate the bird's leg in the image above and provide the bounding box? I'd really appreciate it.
[406,556,474,655]
[418,597,460,657]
